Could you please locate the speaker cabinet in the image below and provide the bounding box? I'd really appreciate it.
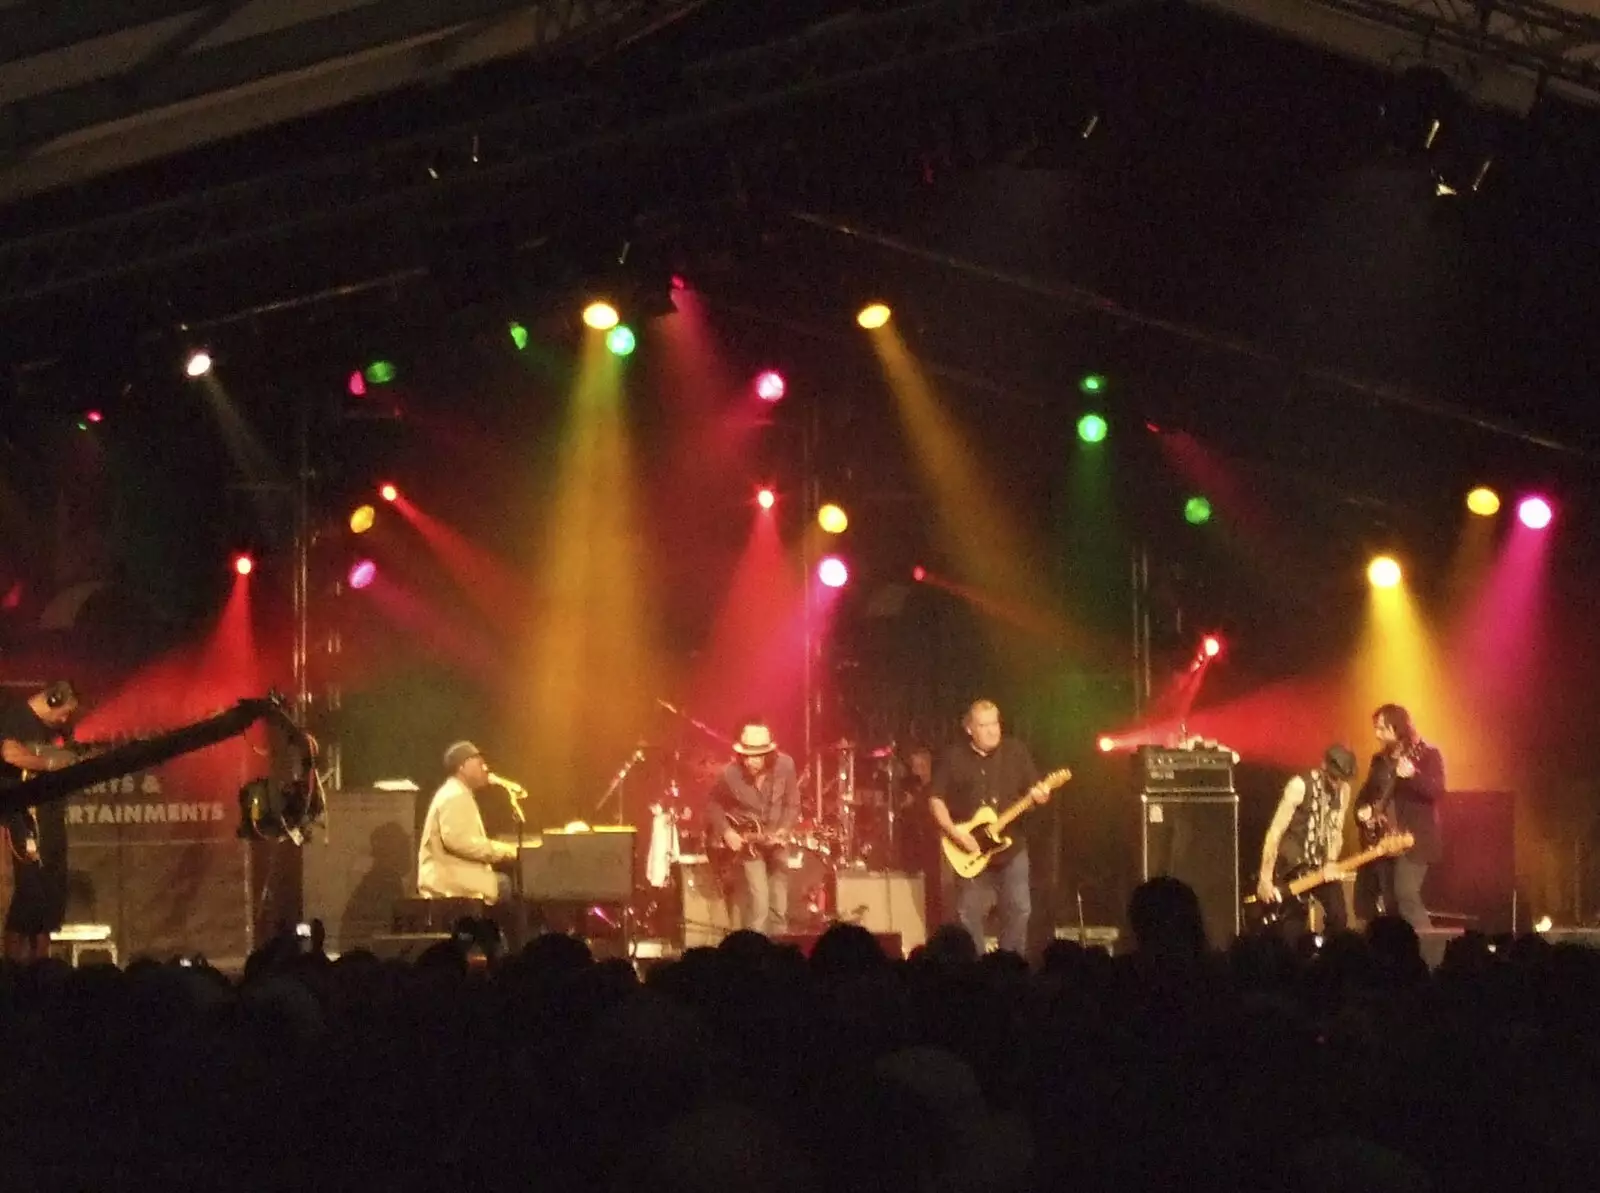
[836,870,927,955]
[302,790,417,956]
[1140,794,1240,944]
[678,858,735,948]
[1430,790,1515,934]
[520,827,636,902]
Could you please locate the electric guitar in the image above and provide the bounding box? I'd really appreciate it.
[941,769,1072,879]
[10,743,94,862]
[1243,831,1414,927]
[710,809,803,861]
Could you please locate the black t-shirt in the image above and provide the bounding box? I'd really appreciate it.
[930,737,1040,825]
[0,697,54,784]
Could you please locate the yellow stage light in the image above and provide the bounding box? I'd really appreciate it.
[1466,487,1501,517]
[582,301,620,331]
[817,503,849,534]
[1367,555,1402,589]
[856,302,891,330]
[349,504,376,534]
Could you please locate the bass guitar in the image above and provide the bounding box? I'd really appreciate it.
[1243,831,1414,927]
[941,769,1072,879]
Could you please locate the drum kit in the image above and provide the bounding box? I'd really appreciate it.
[610,702,917,939]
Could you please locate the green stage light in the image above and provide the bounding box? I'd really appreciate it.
[364,360,397,385]
[1076,413,1108,444]
[1079,373,1106,393]
[508,323,530,351]
[1184,496,1212,525]
[606,325,636,357]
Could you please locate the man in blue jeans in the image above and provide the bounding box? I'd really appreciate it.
[927,700,1052,955]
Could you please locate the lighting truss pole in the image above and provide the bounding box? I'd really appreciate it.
[801,392,823,823]
[1131,544,1152,719]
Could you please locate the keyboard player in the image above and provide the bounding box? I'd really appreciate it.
[417,741,518,902]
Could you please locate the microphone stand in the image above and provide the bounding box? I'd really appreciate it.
[594,749,646,824]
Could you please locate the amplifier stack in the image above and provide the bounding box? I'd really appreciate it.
[1137,746,1240,944]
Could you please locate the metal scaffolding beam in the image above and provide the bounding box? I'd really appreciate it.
[0,0,1138,311]
[1308,0,1600,93]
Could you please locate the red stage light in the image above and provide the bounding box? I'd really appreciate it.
[379,483,399,503]
[1202,635,1222,658]
[670,274,688,291]
[911,565,926,582]
[756,487,776,510]
[232,553,254,577]
[85,410,104,424]
[347,371,367,397]
[348,559,377,590]
[1097,735,1115,753]
[818,557,849,588]
[754,370,786,402]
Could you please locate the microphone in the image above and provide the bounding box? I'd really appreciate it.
[489,772,526,795]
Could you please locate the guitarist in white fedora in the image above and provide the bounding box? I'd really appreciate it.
[927,699,1057,955]
[705,719,801,937]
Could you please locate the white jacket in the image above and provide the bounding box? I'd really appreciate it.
[417,776,504,901]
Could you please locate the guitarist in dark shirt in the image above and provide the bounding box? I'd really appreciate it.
[0,680,81,963]
[927,700,1047,955]
[1353,703,1445,933]
[704,720,800,936]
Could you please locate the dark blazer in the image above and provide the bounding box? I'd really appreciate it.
[1358,743,1446,863]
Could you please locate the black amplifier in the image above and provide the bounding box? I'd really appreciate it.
[1137,746,1235,792]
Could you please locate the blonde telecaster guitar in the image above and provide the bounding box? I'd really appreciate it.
[941,769,1072,879]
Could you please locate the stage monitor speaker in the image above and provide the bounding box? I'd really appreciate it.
[836,870,927,955]
[521,827,636,902]
[302,790,417,956]
[1430,790,1515,934]
[678,858,735,948]
[1140,793,1240,944]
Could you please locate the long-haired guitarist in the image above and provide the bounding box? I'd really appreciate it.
[1254,744,1358,936]
[0,679,81,963]
[1353,703,1445,932]
[705,720,800,936]
[927,700,1050,956]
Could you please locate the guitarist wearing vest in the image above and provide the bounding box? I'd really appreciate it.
[0,680,81,963]
[927,700,1050,956]
[1254,744,1357,937]
[705,721,800,936]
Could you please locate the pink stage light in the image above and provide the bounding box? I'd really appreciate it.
[348,559,377,590]
[754,370,787,402]
[818,557,849,588]
[1518,496,1553,530]
[756,486,777,510]
[1202,634,1223,658]
[911,565,927,582]
[348,371,367,397]
[85,410,104,424]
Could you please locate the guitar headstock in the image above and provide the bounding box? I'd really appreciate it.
[1380,831,1416,856]
[1041,768,1072,793]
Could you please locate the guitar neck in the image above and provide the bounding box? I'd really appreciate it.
[1286,840,1391,896]
[990,788,1041,835]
